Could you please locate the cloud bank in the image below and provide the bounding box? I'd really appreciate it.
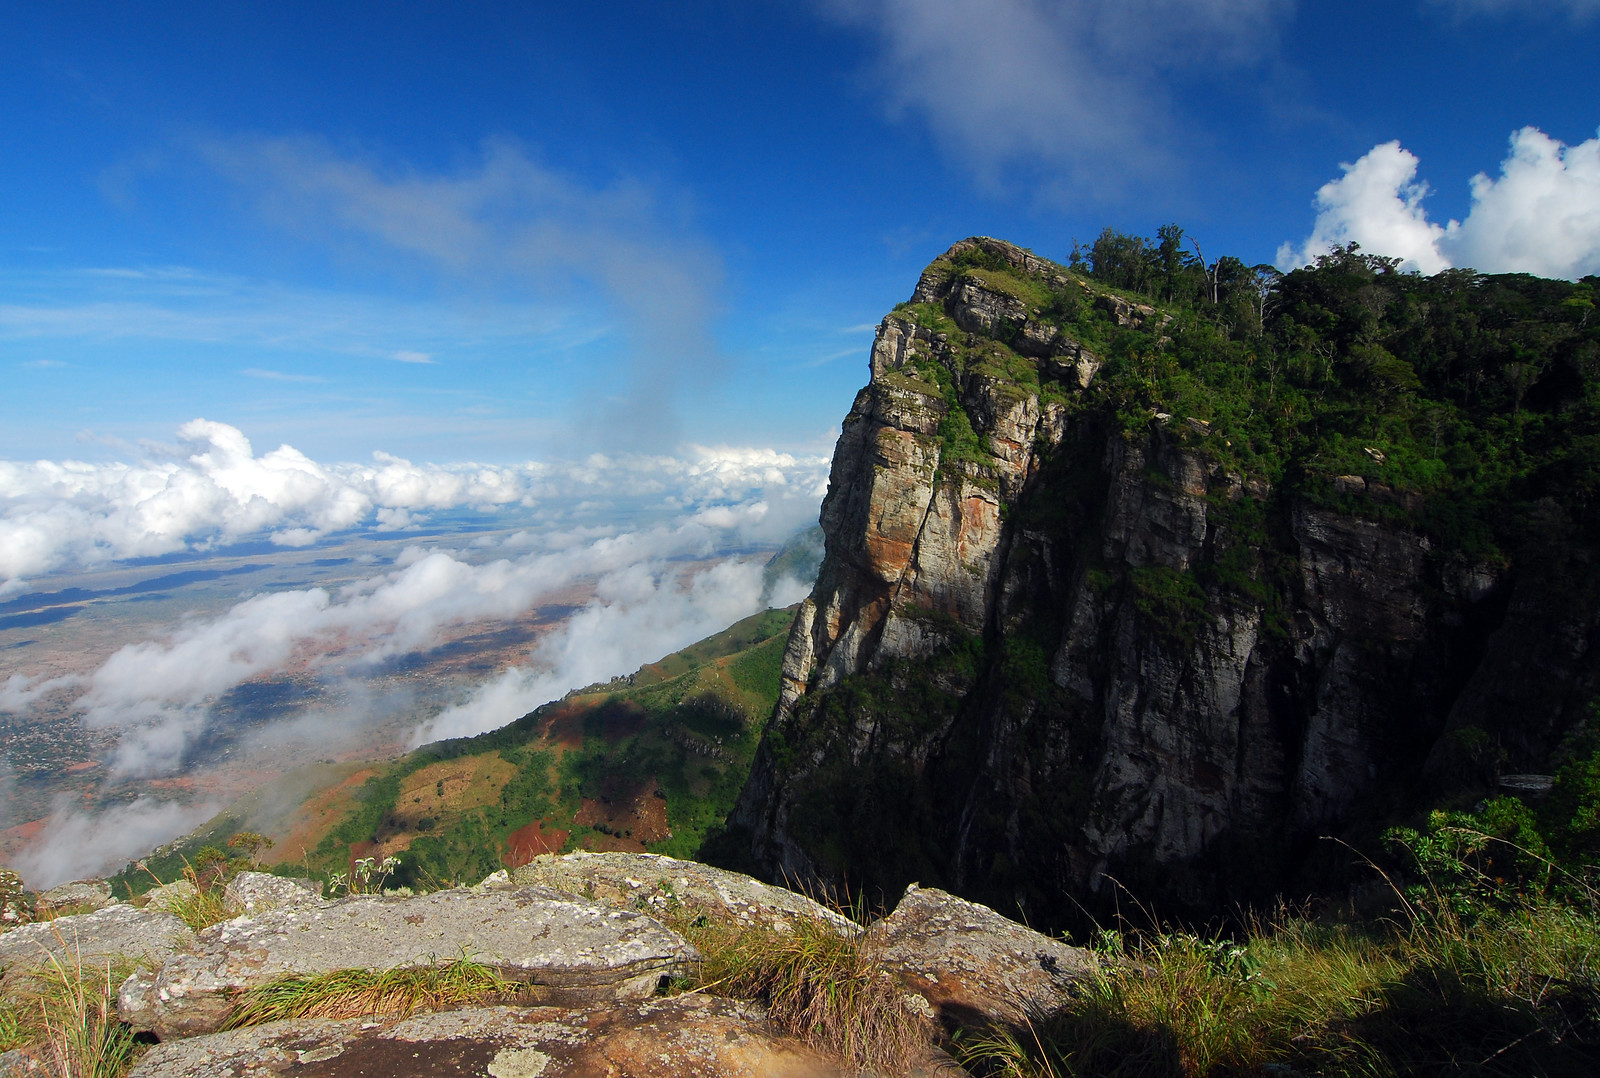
[2,422,827,780]
[1278,127,1600,278]
[9,795,221,892]
[819,0,1290,190]
[0,419,829,593]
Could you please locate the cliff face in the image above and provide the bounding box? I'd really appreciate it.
[730,237,1600,923]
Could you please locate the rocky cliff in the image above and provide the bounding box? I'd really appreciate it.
[730,237,1600,924]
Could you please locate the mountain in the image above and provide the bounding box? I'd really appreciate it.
[728,236,1600,925]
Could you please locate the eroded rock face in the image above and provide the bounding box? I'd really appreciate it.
[119,886,697,1040]
[866,885,1095,1028]
[0,904,196,986]
[222,872,323,914]
[35,879,114,914]
[510,852,858,936]
[732,236,1580,924]
[125,999,848,1078]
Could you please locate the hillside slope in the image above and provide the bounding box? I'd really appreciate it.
[730,236,1600,925]
[115,606,796,894]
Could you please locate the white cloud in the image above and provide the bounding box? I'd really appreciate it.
[4,438,827,776]
[1275,141,1450,274]
[242,368,327,383]
[818,0,1290,189]
[415,556,774,743]
[0,420,830,590]
[10,796,221,891]
[1278,127,1600,279]
[201,137,725,445]
[1447,128,1600,277]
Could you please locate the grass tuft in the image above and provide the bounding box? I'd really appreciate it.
[954,901,1600,1078]
[671,911,929,1075]
[225,958,537,1028]
[2,931,141,1078]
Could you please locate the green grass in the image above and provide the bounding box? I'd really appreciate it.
[667,905,929,1074]
[226,959,537,1028]
[0,947,141,1078]
[957,902,1600,1077]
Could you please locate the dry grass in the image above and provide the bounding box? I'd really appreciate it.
[225,959,539,1028]
[0,930,141,1078]
[670,911,930,1075]
[954,902,1600,1078]
[147,887,234,933]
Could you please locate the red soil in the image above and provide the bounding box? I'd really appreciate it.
[502,821,570,868]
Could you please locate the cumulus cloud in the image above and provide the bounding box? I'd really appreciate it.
[1278,127,1600,278]
[0,420,829,592]
[817,0,1290,189]
[1275,142,1451,274]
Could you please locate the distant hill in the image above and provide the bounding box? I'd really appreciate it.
[113,605,797,894]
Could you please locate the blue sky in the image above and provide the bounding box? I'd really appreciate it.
[4,0,1599,465]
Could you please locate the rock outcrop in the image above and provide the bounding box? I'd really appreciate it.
[868,885,1095,1029]
[124,998,847,1078]
[0,903,196,987]
[511,851,858,936]
[0,860,1092,1076]
[730,236,1600,924]
[119,885,697,1040]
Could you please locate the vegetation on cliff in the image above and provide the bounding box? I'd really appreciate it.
[739,228,1600,953]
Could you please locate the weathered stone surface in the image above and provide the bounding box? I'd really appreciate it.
[36,879,114,913]
[126,999,850,1078]
[143,881,198,914]
[119,886,697,1040]
[510,852,858,936]
[866,886,1095,1027]
[222,872,323,914]
[0,1047,45,1076]
[0,904,196,984]
[734,234,1540,922]
[0,869,33,926]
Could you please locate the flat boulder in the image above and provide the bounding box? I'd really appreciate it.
[0,904,197,986]
[119,885,697,1040]
[511,852,858,936]
[142,881,198,914]
[864,884,1096,1028]
[35,879,114,914]
[222,872,323,914]
[126,998,847,1077]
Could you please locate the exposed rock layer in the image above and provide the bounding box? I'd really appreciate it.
[119,885,696,1040]
[124,999,848,1078]
[731,236,1600,923]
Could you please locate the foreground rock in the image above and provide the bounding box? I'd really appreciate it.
[222,871,323,914]
[35,879,114,914]
[0,904,196,986]
[127,998,849,1078]
[511,851,858,936]
[865,885,1096,1027]
[0,1047,45,1076]
[119,885,697,1040]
